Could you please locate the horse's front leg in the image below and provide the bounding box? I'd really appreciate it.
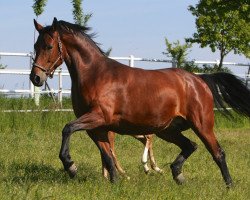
[87,130,118,183]
[59,111,105,178]
[59,128,77,178]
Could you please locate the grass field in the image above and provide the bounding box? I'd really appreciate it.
[0,97,249,199]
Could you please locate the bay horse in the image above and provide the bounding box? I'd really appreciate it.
[30,18,250,187]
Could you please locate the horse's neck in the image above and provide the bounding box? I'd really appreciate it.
[65,57,101,87]
[63,37,105,84]
[64,52,104,114]
[64,44,110,112]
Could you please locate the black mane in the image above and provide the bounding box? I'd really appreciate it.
[56,20,106,55]
[57,20,92,36]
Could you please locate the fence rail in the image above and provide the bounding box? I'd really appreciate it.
[0,52,249,106]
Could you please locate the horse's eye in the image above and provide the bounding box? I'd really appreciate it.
[47,45,53,50]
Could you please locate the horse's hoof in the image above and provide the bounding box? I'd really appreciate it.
[174,173,185,185]
[110,176,119,183]
[121,174,131,180]
[67,163,77,178]
[143,165,150,174]
[153,167,163,174]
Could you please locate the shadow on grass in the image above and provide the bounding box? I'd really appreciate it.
[2,161,101,185]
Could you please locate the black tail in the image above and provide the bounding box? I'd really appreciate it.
[199,72,250,117]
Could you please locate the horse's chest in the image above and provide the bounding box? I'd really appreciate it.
[71,86,90,117]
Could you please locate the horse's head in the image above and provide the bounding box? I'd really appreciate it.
[30,17,64,87]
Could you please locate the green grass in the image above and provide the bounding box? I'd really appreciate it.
[0,97,249,199]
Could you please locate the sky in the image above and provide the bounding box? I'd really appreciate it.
[0,0,249,90]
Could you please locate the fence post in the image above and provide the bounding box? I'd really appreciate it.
[129,55,135,67]
[29,53,34,98]
[58,67,63,107]
[34,86,40,106]
[30,82,34,98]
[29,51,40,106]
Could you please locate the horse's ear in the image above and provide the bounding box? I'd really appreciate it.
[52,17,58,31]
[34,19,43,32]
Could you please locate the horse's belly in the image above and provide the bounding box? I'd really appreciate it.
[109,116,188,135]
[109,116,173,135]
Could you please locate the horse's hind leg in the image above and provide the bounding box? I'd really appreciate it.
[156,129,198,184]
[133,134,162,174]
[108,131,128,177]
[133,135,150,173]
[145,135,162,173]
[191,124,233,187]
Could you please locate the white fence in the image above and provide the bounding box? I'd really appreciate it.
[0,52,249,106]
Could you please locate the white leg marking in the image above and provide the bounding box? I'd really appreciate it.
[102,167,109,179]
[142,147,150,173]
[175,173,185,184]
[142,147,148,163]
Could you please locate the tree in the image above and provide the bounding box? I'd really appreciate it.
[187,0,250,69]
[163,38,192,68]
[32,0,91,26]
[71,0,92,26]
[32,0,48,17]
[163,38,231,73]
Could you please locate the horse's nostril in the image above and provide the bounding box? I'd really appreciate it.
[34,75,40,84]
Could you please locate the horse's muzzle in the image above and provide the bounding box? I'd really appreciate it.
[30,71,46,87]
